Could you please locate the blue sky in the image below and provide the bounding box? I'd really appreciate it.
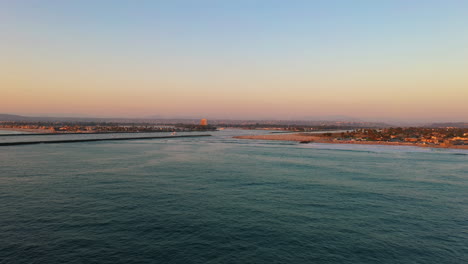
[2,1,468,121]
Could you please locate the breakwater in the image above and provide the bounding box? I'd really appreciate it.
[0,134,211,146]
[0,131,185,137]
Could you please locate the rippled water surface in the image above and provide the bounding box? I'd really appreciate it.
[1,129,467,263]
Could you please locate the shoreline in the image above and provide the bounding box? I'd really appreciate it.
[0,129,213,136]
[234,134,468,150]
[0,128,52,133]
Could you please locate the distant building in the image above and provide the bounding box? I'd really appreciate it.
[200,119,208,126]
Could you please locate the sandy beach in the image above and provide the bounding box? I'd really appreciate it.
[234,133,468,150]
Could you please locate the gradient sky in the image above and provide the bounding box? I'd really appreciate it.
[1,0,467,121]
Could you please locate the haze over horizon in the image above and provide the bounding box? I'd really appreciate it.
[2,112,466,125]
[2,1,467,121]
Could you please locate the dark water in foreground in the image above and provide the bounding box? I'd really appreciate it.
[1,130,467,263]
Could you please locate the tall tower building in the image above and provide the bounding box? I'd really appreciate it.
[200,119,208,126]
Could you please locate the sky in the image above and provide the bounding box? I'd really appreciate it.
[1,0,467,121]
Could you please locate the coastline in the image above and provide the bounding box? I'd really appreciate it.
[0,128,52,133]
[234,134,468,150]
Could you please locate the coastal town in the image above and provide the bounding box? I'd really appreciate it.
[1,117,467,149]
[331,127,468,146]
[0,120,216,133]
[235,127,468,149]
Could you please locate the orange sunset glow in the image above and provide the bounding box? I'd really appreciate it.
[1,1,467,122]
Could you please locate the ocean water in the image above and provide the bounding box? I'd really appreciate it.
[1,129,467,263]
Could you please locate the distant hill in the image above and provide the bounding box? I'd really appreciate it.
[300,115,364,122]
[1,113,392,127]
[4,113,439,128]
[0,114,33,121]
[427,122,468,128]
[0,113,202,124]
